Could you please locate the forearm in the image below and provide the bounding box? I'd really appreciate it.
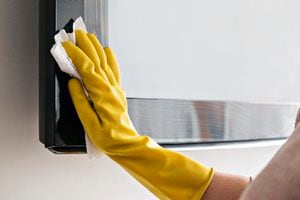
[202,171,249,200]
[62,28,248,200]
[102,134,214,200]
[240,124,300,200]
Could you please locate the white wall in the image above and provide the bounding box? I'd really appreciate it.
[0,1,284,200]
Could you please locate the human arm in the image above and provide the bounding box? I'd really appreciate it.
[63,30,249,199]
[240,113,300,200]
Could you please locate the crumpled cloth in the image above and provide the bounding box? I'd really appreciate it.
[50,17,102,159]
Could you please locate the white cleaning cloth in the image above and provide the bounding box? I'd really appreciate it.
[50,17,102,159]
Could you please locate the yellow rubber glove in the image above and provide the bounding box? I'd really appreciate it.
[63,30,214,200]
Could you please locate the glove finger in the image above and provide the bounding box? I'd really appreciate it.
[104,47,121,86]
[68,78,103,146]
[75,30,109,83]
[87,33,118,86]
[63,41,111,99]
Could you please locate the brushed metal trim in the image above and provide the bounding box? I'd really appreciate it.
[84,0,108,47]
[127,98,299,144]
[166,139,286,152]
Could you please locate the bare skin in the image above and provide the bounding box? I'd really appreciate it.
[240,112,300,200]
[202,171,249,200]
[203,109,300,200]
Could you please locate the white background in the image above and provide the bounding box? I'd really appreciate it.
[110,0,300,103]
[0,0,292,199]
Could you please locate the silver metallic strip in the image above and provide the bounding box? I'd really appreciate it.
[56,0,84,29]
[127,99,299,144]
[167,139,286,152]
[84,0,108,47]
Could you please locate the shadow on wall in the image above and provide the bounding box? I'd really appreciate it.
[0,0,38,146]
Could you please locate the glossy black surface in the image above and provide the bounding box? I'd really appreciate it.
[39,0,87,153]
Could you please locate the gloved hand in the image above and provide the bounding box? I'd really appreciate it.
[63,30,214,200]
